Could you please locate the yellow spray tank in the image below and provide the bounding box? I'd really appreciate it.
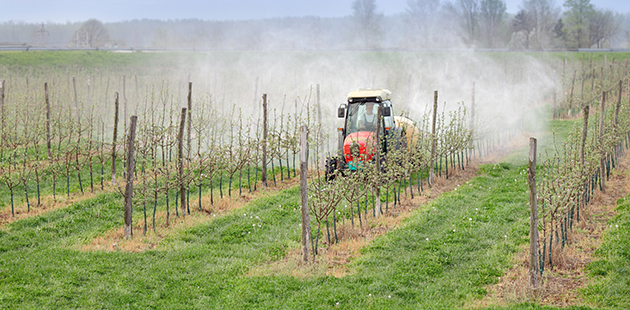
[393,115,420,149]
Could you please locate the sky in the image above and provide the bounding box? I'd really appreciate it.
[2,0,629,24]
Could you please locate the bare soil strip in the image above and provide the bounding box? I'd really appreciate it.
[247,163,480,278]
[474,151,630,308]
[78,178,300,252]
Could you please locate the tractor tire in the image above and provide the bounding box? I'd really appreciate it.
[325,156,337,181]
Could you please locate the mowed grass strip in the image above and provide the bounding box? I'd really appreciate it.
[192,162,531,309]
[583,191,630,309]
[0,161,536,309]
[0,185,304,308]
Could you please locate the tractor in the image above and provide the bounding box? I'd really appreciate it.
[325,89,416,180]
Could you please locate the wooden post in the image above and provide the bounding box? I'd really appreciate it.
[178,108,187,217]
[45,82,51,160]
[599,91,606,190]
[580,69,585,102]
[430,91,438,185]
[112,92,120,186]
[568,70,576,116]
[0,79,4,161]
[124,115,138,239]
[553,87,557,119]
[610,64,614,85]
[317,84,324,168]
[527,137,540,290]
[123,75,127,135]
[470,82,475,155]
[187,82,192,161]
[599,91,606,138]
[337,128,344,158]
[72,76,79,124]
[262,94,268,187]
[375,106,382,217]
[299,125,312,262]
[580,105,589,167]
[615,80,622,126]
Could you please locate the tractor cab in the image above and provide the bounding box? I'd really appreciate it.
[333,89,400,173]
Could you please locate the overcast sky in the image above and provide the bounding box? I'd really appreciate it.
[2,0,629,24]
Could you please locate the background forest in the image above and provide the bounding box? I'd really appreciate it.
[1,0,629,50]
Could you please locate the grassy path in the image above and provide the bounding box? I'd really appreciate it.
[583,190,630,308]
[0,158,539,309]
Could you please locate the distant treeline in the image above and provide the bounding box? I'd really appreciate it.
[1,0,629,50]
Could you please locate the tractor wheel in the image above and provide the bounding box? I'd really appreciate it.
[325,156,337,181]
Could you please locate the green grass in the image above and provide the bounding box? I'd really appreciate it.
[582,192,630,309]
[0,159,539,309]
[0,120,602,309]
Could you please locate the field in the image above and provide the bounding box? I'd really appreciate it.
[0,50,629,309]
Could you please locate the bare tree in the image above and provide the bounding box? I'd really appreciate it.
[351,0,383,48]
[71,19,110,48]
[588,9,620,48]
[457,0,480,46]
[479,0,507,48]
[405,0,441,47]
[511,9,535,49]
[522,0,561,48]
